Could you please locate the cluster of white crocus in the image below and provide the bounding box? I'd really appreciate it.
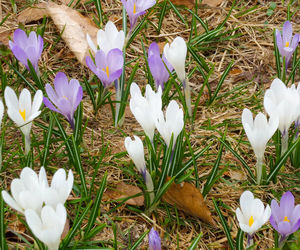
[4,87,43,155]
[2,167,73,250]
[236,191,271,246]
[242,78,300,184]
[125,136,154,203]
[87,21,125,54]
[130,83,184,147]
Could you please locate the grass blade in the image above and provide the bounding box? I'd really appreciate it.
[236,229,244,250]
[130,230,149,250]
[41,114,54,167]
[213,198,235,250]
[0,193,8,250]
[187,233,203,249]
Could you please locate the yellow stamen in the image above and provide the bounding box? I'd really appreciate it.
[19,109,26,121]
[133,3,136,14]
[285,41,289,47]
[62,95,68,100]
[248,216,254,227]
[283,216,290,222]
[102,66,110,78]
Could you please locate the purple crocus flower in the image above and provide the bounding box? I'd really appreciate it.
[148,42,173,90]
[276,21,300,68]
[9,29,43,74]
[43,72,83,130]
[121,0,156,29]
[149,228,161,250]
[270,191,300,242]
[86,49,123,88]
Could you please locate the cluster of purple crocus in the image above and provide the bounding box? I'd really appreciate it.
[9,29,83,130]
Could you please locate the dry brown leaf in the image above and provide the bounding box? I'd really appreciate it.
[169,0,195,8]
[103,182,144,206]
[163,177,215,225]
[0,30,13,46]
[59,0,89,7]
[7,214,26,234]
[229,68,243,75]
[202,0,223,7]
[17,2,98,65]
[17,3,49,24]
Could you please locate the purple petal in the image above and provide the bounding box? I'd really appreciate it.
[282,21,292,44]
[162,54,174,72]
[95,50,107,69]
[28,31,38,49]
[291,218,300,233]
[291,34,300,51]
[25,46,39,70]
[271,199,282,222]
[280,191,294,217]
[277,221,292,238]
[107,48,123,73]
[108,68,123,84]
[86,56,97,74]
[43,97,60,113]
[276,29,284,56]
[270,215,279,231]
[148,55,168,88]
[13,29,28,49]
[54,72,69,98]
[10,45,29,68]
[37,35,44,58]
[68,79,82,109]
[57,98,73,118]
[291,204,300,227]
[149,228,161,250]
[137,0,156,11]
[45,83,60,108]
[148,42,160,57]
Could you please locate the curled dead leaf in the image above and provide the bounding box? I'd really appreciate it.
[162,177,215,225]
[17,3,49,24]
[103,182,144,206]
[169,0,195,8]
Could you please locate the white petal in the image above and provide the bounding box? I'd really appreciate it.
[19,88,32,117]
[240,191,254,216]
[30,90,43,116]
[25,209,43,237]
[1,190,23,213]
[0,99,4,129]
[86,33,97,53]
[236,208,245,225]
[4,86,19,111]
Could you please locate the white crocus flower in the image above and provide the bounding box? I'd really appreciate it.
[264,78,300,155]
[130,83,162,141]
[155,100,184,148]
[43,168,74,208]
[87,21,125,54]
[236,191,271,246]
[124,136,154,203]
[4,87,43,155]
[1,167,45,214]
[25,203,66,250]
[242,108,278,184]
[163,36,187,83]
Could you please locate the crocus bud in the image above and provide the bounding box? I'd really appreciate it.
[4,87,43,154]
[121,0,156,29]
[25,203,66,250]
[149,227,161,250]
[163,36,187,83]
[124,135,145,172]
[1,167,45,214]
[236,191,271,238]
[270,191,300,242]
[155,100,184,147]
[43,72,83,130]
[9,29,43,74]
[86,48,123,88]
[87,21,125,54]
[130,83,162,140]
[148,42,173,90]
[276,21,300,68]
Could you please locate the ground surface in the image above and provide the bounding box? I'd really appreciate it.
[0,0,300,249]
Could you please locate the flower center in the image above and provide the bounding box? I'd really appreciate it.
[285,41,289,47]
[63,95,68,100]
[133,3,136,14]
[102,66,110,78]
[248,216,254,227]
[283,216,290,222]
[19,109,26,121]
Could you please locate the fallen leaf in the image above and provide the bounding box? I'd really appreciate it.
[169,0,195,8]
[103,182,144,206]
[17,2,98,65]
[59,0,89,7]
[0,30,13,46]
[17,3,49,24]
[202,0,223,7]
[162,177,215,225]
[229,68,243,75]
